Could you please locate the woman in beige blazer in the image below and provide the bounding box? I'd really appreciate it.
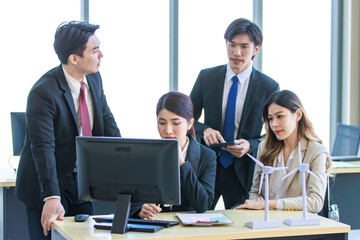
[235,90,331,213]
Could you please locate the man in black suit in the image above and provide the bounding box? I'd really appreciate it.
[15,21,121,239]
[190,18,279,210]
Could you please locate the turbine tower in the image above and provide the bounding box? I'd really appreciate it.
[281,141,321,226]
[244,153,287,229]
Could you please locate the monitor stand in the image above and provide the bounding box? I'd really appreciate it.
[110,194,164,234]
[111,194,131,234]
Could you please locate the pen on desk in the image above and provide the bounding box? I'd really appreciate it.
[193,220,218,227]
[193,223,214,227]
[196,220,219,223]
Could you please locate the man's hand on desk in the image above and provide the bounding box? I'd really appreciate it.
[41,198,65,236]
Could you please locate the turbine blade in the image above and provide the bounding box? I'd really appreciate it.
[259,173,264,194]
[282,167,299,180]
[247,153,264,167]
[307,170,320,180]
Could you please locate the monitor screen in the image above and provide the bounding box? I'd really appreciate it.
[10,112,26,156]
[76,136,181,233]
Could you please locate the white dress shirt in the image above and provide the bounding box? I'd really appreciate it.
[222,63,252,139]
[271,148,296,210]
[63,66,94,136]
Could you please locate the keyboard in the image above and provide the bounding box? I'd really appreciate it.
[92,216,180,228]
[94,222,164,233]
[128,218,180,228]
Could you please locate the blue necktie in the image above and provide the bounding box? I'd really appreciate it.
[219,75,239,168]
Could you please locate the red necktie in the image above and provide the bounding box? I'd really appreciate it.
[79,82,92,136]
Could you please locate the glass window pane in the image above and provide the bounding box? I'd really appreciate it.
[90,0,169,138]
[0,0,80,169]
[178,0,253,95]
[262,0,331,148]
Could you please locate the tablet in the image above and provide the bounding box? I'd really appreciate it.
[209,142,236,148]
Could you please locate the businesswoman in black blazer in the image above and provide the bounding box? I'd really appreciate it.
[134,91,216,219]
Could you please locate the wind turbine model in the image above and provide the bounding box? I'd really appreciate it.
[281,141,321,226]
[244,153,287,229]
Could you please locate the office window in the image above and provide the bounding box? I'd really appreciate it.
[262,0,331,148]
[89,0,169,138]
[0,0,80,169]
[178,0,253,95]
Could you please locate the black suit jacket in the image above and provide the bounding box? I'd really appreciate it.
[173,134,216,212]
[131,134,216,216]
[190,65,279,200]
[15,65,121,210]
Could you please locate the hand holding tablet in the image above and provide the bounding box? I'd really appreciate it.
[209,142,237,149]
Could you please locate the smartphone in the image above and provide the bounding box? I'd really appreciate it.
[209,142,236,148]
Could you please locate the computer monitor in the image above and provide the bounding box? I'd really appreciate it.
[10,112,26,156]
[76,136,181,234]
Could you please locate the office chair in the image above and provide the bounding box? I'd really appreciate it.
[318,178,329,218]
[324,123,360,219]
[331,123,360,161]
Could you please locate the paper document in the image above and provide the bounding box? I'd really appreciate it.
[332,161,359,168]
[176,213,233,226]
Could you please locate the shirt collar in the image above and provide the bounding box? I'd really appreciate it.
[226,62,253,84]
[62,65,89,96]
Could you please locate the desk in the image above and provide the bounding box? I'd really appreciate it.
[0,175,115,240]
[52,210,350,240]
[329,161,360,229]
[0,179,30,240]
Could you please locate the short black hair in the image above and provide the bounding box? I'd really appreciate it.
[224,18,262,47]
[53,21,100,64]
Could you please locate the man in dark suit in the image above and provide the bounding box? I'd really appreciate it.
[190,18,279,210]
[15,21,121,239]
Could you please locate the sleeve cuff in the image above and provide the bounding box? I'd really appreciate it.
[276,199,285,210]
[44,196,61,202]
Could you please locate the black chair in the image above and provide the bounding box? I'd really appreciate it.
[331,123,360,161]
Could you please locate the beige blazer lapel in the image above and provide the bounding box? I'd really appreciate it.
[282,139,308,194]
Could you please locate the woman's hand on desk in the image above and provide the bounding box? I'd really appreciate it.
[139,204,162,220]
[234,199,265,210]
[234,199,277,210]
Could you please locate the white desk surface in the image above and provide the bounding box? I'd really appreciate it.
[0,167,16,187]
[52,209,350,240]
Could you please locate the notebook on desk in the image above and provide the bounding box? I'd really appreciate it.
[176,213,233,226]
[332,155,360,161]
[331,161,359,168]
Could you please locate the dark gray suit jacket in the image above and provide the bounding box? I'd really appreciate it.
[190,64,279,201]
[172,134,216,212]
[15,65,121,210]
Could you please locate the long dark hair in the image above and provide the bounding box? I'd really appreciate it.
[261,90,330,170]
[156,91,196,138]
